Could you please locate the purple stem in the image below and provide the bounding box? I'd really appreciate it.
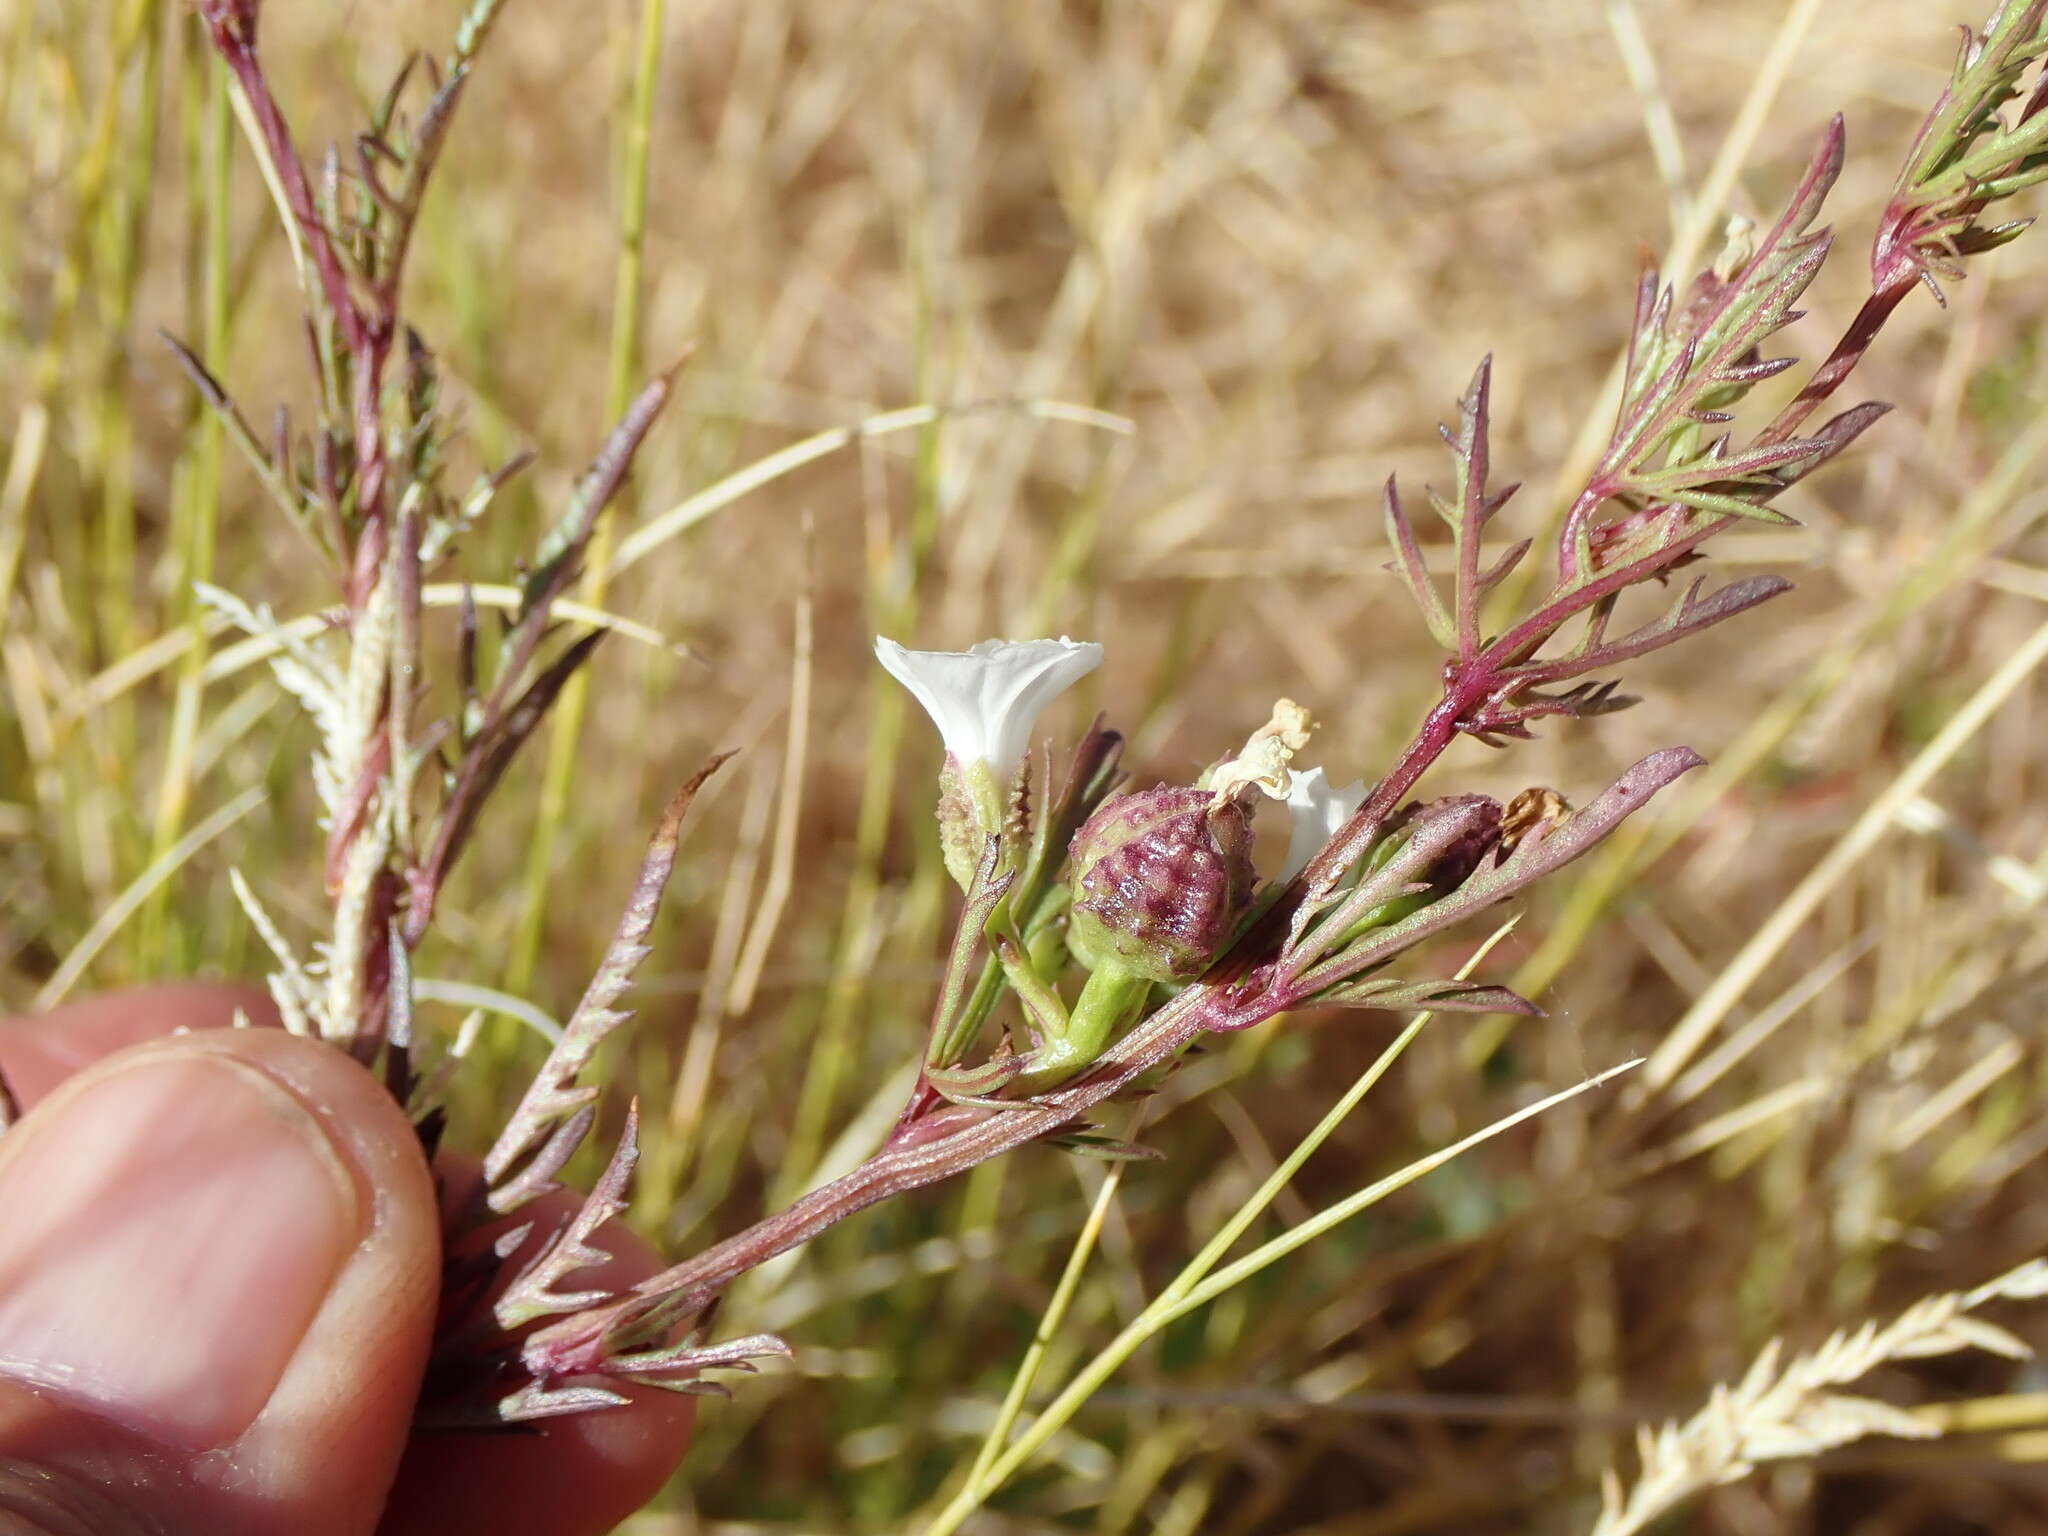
[1759,280,1914,445]
[521,978,1263,1372]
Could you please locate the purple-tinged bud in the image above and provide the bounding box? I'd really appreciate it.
[1380,794,1505,894]
[1337,793,1506,937]
[1066,786,1257,983]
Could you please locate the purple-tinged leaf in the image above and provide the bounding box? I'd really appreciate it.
[1382,475,1456,649]
[1285,796,1503,975]
[1713,354,1799,387]
[486,1103,596,1217]
[1783,400,1893,481]
[1624,253,1661,365]
[1659,488,1801,524]
[1466,678,1641,743]
[1511,575,1792,689]
[1774,115,1848,252]
[1498,509,1729,668]
[496,1102,642,1329]
[519,365,679,622]
[1638,433,1842,487]
[1319,976,1542,1016]
[1289,748,1705,999]
[406,628,607,941]
[160,329,311,531]
[1609,232,1833,493]
[498,1380,633,1423]
[483,756,732,1204]
[1604,337,1699,487]
[1592,119,1844,530]
[1880,2,2048,292]
[1474,537,1532,595]
[1446,356,1514,658]
[602,1333,792,1392]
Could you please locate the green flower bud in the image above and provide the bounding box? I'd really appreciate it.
[1385,793,1505,893]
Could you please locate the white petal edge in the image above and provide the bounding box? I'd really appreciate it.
[1279,765,1368,883]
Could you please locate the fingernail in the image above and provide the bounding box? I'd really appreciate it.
[0,1051,363,1449]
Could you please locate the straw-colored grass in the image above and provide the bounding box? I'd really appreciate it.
[10,0,2048,1530]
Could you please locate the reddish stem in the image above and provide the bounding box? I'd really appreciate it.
[522,979,1262,1373]
[1759,280,1914,446]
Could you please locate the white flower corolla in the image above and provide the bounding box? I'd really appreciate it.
[874,635,1103,776]
[1279,765,1368,883]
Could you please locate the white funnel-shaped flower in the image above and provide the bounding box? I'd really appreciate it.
[874,636,1103,775]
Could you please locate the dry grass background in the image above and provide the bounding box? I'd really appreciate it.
[11,0,2048,1530]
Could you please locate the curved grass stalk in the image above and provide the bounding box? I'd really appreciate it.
[58,584,681,730]
[508,0,671,996]
[932,918,1526,1532]
[964,1106,1148,1489]
[1639,611,2048,1097]
[34,786,265,1009]
[409,978,564,1044]
[922,1035,1639,1535]
[605,399,1134,579]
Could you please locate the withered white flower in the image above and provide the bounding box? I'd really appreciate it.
[874,635,1102,775]
[1208,698,1315,805]
[1279,765,1368,883]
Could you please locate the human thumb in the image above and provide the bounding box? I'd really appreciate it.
[0,1028,440,1536]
